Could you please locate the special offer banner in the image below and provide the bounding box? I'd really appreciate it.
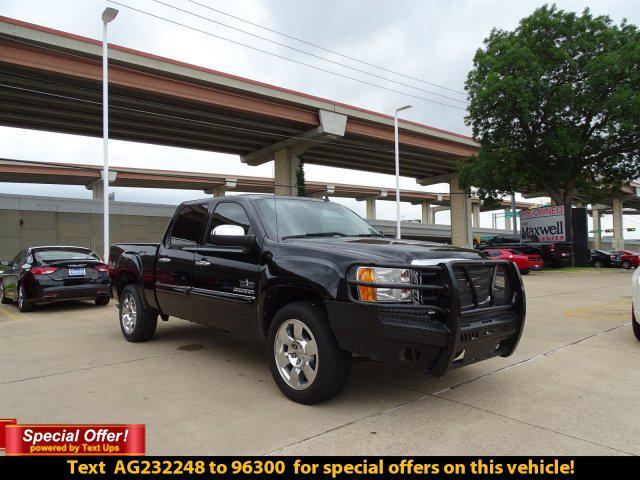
[4,424,145,456]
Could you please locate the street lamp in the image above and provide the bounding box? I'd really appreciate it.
[102,7,118,262]
[394,105,411,239]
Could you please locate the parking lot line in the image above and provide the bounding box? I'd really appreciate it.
[0,305,22,321]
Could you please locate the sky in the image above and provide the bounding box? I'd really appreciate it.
[0,0,639,237]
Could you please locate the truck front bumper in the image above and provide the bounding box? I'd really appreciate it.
[326,260,526,376]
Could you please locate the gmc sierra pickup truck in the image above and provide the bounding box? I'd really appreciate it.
[109,195,526,404]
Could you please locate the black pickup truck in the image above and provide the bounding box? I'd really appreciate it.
[476,234,573,267]
[109,195,526,404]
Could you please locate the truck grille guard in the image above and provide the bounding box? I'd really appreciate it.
[346,259,526,376]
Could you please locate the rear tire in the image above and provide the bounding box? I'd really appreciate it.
[17,284,34,312]
[95,296,110,306]
[594,261,603,268]
[633,309,640,341]
[119,285,157,342]
[267,301,351,404]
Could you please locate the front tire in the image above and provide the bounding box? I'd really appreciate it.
[633,309,640,341]
[17,284,34,312]
[594,261,603,268]
[622,260,631,270]
[521,269,530,275]
[119,285,157,342]
[267,301,351,404]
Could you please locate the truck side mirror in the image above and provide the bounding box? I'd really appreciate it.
[210,224,255,249]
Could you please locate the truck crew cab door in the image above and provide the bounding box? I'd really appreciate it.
[191,201,261,336]
[155,203,208,321]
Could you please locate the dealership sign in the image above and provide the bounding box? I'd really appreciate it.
[520,205,566,241]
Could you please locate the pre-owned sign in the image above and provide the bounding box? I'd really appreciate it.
[520,205,566,241]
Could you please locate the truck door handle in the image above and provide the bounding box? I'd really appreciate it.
[158,257,171,263]
[195,260,211,266]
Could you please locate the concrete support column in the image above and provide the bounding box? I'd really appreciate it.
[365,198,376,220]
[472,203,481,228]
[274,148,300,196]
[592,207,602,250]
[612,198,624,250]
[449,172,472,247]
[204,179,238,197]
[420,202,434,224]
[504,209,512,230]
[90,181,103,200]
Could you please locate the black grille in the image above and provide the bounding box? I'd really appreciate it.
[453,263,512,310]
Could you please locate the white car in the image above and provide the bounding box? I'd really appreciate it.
[633,267,640,340]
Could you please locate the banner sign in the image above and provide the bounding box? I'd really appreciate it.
[0,419,17,450]
[520,205,566,241]
[4,424,145,456]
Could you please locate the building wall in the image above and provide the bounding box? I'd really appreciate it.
[0,194,173,260]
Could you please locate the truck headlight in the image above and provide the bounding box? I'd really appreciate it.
[356,266,412,303]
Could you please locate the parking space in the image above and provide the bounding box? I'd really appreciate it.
[1,269,638,455]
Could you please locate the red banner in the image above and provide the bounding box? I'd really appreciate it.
[4,424,145,456]
[0,419,17,450]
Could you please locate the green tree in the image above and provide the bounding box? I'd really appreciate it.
[460,4,639,226]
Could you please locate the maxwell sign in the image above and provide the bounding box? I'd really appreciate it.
[520,205,566,242]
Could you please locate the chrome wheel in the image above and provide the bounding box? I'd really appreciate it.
[274,318,318,390]
[121,293,137,335]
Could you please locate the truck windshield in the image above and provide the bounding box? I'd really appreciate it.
[253,198,382,241]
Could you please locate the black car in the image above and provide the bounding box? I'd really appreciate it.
[0,246,110,312]
[109,195,526,404]
[589,249,622,268]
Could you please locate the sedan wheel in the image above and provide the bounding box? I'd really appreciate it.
[17,285,34,312]
[274,318,319,390]
[622,260,631,270]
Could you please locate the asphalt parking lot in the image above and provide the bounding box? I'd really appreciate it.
[1,268,638,456]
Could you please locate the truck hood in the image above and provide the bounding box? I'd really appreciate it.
[283,236,484,264]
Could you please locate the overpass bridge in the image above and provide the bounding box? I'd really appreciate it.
[0,15,479,246]
[0,159,535,226]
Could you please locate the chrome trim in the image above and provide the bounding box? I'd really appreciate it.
[190,287,255,302]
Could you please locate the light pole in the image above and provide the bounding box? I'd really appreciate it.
[394,105,411,239]
[102,7,118,262]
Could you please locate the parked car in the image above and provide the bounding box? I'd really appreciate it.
[109,195,526,404]
[523,252,544,272]
[610,250,640,269]
[589,249,622,268]
[0,246,110,312]
[632,266,640,340]
[476,234,573,267]
[483,248,533,275]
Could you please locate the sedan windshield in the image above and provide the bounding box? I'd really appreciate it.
[253,198,382,241]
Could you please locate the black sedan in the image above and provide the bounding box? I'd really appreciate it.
[0,246,110,312]
[589,249,622,268]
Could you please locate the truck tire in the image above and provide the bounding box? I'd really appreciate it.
[119,285,157,342]
[17,284,34,312]
[633,309,640,341]
[267,301,351,404]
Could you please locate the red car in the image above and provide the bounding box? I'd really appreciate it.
[484,248,534,275]
[612,250,640,269]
